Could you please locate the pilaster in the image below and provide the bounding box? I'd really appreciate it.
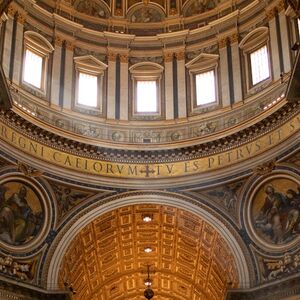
[229,33,242,103]
[2,6,15,77]
[175,51,187,118]
[119,53,129,120]
[106,50,117,120]
[218,37,230,106]
[266,8,281,80]
[63,39,74,110]
[164,51,174,120]
[51,36,63,107]
[277,3,291,73]
[12,12,25,85]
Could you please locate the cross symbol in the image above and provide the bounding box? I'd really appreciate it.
[140,165,155,177]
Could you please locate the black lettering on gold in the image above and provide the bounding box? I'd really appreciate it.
[1,125,7,139]
[93,162,103,172]
[64,156,72,166]
[193,161,199,171]
[29,142,38,154]
[236,149,244,160]
[53,152,61,162]
[11,132,17,143]
[166,164,174,174]
[116,164,124,174]
[245,144,252,155]
[18,137,26,149]
[106,164,114,174]
[184,162,190,173]
[128,165,137,176]
[208,157,214,168]
[255,141,261,151]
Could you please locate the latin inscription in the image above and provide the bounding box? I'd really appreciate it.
[0,115,299,179]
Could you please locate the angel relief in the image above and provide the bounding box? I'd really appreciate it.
[0,181,44,246]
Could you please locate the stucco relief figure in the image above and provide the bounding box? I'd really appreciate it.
[253,182,300,244]
[0,182,43,245]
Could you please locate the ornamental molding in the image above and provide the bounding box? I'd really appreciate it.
[0,100,298,180]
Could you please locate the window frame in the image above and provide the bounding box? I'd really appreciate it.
[23,47,45,90]
[186,53,219,114]
[135,79,159,113]
[239,27,272,93]
[129,62,164,119]
[22,31,54,95]
[73,55,107,115]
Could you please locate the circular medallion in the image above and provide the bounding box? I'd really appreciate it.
[0,175,51,253]
[245,173,300,251]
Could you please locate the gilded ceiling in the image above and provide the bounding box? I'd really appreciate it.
[59,204,238,300]
[34,0,237,34]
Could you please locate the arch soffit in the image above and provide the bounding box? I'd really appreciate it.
[46,191,251,290]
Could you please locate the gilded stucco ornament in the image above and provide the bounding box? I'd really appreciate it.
[258,251,300,282]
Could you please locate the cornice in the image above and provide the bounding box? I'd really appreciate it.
[0,100,299,164]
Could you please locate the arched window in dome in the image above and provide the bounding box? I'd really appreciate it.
[22,31,54,93]
[186,53,219,114]
[129,62,164,119]
[239,27,271,92]
[73,55,107,114]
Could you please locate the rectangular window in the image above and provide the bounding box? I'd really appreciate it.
[195,70,216,106]
[23,49,43,89]
[250,45,270,85]
[136,80,157,113]
[78,72,98,107]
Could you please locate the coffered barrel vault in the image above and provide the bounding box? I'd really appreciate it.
[0,0,299,300]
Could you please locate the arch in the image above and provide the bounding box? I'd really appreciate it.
[24,31,54,54]
[46,192,251,291]
[129,61,164,73]
[239,27,269,51]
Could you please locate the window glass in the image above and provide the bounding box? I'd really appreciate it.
[23,49,43,88]
[250,45,270,85]
[195,70,216,105]
[78,72,98,107]
[136,80,157,113]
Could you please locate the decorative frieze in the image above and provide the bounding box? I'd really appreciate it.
[259,252,300,282]
[0,256,34,281]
